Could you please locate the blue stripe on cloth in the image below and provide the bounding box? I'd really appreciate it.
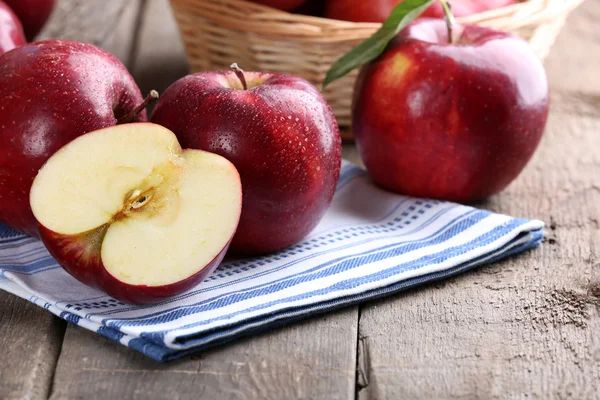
[117,228,543,362]
[0,162,546,362]
[134,215,529,341]
[104,209,484,329]
[97,199,448,317]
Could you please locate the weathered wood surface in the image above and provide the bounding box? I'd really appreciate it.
[0,2,137,400]
[0,292,65,400]
[356,1,600,398]
[1,0,599,399]
[50,308,358,400]
[48,1,360,399]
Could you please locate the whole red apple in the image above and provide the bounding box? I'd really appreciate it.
[352,19,549,202]
[325,0,514,22]
[0,40,148,237]
[250,0,307,11]
[3,0,55,41]
[151,66,342,254]
[0,0,25,54]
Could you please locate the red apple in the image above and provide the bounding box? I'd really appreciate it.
[30,123,242,304]
[0,0,25,54]
[250,0,307,11]
[352,19,549,202]
[0,40,149,237]
[292,0,326,16]
[151,66,342,254]
[3,0,55,41]
[325,0,514,22]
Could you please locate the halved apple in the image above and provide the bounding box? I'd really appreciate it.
[30,123,242,304]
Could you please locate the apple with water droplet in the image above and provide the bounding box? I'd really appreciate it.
[352,18,549,202]
[0,40,153,237]
[151,64,342,254]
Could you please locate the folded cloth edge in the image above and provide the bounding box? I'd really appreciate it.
[1,226,543,362]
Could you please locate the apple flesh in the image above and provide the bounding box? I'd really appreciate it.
[0,40,147,237]
[0,0,25,54]
[352,19,549,202]
[3,0,55,41]
[151,68,342,254]
[325,0,515,22]
[30,123,242,304]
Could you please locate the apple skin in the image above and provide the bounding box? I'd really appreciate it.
[3,0,55,41]
[292,0,325,16]
[151,72,342,255]
[0,0,25,54]
[352,19,549,202]
[250,0,307,11]
[0,40,146,237]
[325,0,515,23]
[38,224,233,304]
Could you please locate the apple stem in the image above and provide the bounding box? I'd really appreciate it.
[230,63,248,90]
[439,0,456,45]
[117,90,160,124]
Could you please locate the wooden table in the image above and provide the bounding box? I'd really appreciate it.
[1,1,599,399]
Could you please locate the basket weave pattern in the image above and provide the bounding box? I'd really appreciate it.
[170,0,583,128]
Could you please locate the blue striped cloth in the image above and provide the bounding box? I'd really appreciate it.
[0,161,544,362]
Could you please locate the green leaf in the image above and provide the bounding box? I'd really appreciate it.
[322,0,435,89]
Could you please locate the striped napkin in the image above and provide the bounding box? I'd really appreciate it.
[0,161,544,362]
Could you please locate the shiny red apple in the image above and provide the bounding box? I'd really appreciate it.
[3,0,55,41]
[151,66,342,254]
[325,0,514,22]
[250,0,307,11]
[30,123,242,304]
[0,40,148,237]
[352,19,549,202]
[0,0,25,54]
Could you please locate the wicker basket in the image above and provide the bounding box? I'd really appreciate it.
[170,0,583,133]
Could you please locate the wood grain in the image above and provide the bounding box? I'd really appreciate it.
[355,1,600,399]
[38,0,141,65]
[0,292,65,400]
[50,308,358,400]
[38,0,130,46]
[130,0,189,99]
[48,2,359,399]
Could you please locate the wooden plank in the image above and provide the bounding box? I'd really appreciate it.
[49,2,359,399]
[0,292,65,400]
[543,0,600,95]
[38,0,130,46]
[129,0,189,98]
[38,0,141,66]
[356,1,600,398]
[98,0,143,66]
[50,308,358,400]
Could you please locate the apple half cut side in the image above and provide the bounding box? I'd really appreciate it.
[30,123,242,304]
